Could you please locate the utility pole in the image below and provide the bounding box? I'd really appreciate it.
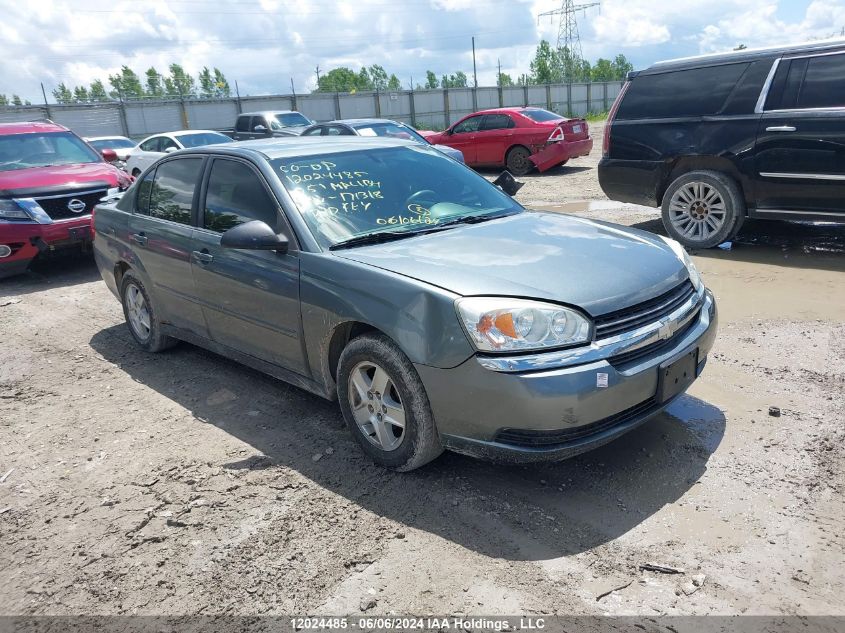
[40,82,52,120]
[537,1,600,80]
[290,77,297,111]
[315,65,321,87]
[497,58,502,86]
[471,36,478,88]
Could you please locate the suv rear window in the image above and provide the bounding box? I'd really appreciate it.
[617,63,749,119]
[797,53,845,109]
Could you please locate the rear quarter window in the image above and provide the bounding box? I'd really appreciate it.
[616,62,750,120]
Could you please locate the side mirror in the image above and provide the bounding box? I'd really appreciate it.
[164,146,178,154]
[101,148,118,162]
[220,220,289,253]
[254,125,268,133]
[492,171,524,197]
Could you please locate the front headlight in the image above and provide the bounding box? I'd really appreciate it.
[456,297,592,353]
[0,199,31,220]
[661,236,702,291]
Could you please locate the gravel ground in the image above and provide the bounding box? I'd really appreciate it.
[1,123,844,618]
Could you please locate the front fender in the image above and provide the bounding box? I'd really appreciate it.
[299,252,475,389]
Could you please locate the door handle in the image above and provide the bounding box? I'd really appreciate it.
[131,233,147,246]
[765,125,796,132]
[192,250,213,264]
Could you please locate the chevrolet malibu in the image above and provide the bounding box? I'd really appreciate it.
[92,137,717,471]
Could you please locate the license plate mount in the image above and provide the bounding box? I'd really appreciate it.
[657,348,698,403]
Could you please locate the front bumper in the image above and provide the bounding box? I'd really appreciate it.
[416,289,717,463]
[530,137,593,172]
[0,217,92,277]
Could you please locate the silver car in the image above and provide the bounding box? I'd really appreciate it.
[93,137,717,471]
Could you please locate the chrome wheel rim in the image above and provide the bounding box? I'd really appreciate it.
[668,181,727,242]
[125,284,151,341]
[348,361,406,452]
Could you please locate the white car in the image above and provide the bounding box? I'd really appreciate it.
[85,135,136,162]
[125,130,232,176]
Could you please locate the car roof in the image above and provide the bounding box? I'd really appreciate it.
[176,136,420,161]
[85,135,131,141]
[641,38,845,75]
[239,110,300,116]
[466,107,554,116]
[0,120,69,135]
[170,129,227,137]
[319,118,403,126]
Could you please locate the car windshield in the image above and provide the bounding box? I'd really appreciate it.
[176,132,231,148]
[88,138,135,151]
[521,108,564,122]
[273,145,522,249]
[270,113,311,129]
[0,132,101,172]
[353,122,428,144]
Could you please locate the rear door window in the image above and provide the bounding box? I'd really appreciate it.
[797,53,845,109]
[616,63,749,119]
[481,114,514,130]
[203,159,279,232]
[147,158,203,225]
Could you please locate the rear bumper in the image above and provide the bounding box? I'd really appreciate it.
[597,158,668,207]
[0,217,92,276]
[530,137,593,172]
[416,289,717,463]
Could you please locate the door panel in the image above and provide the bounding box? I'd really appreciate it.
[754,53,845,214]
[445,115,483,163]
[191,158,305,374]
[129,158,207,336]
[474,114,515,165]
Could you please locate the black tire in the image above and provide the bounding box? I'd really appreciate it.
[661,170,745,249]
[119,271,177,353]
[505,146,533,176]
[337,334,443,471]
[131,168,142,178]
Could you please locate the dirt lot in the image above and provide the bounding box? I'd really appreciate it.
[2,122,844,618]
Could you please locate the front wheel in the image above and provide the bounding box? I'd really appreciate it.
[505,146,534,176]
[661,170,745,248]
[337,334,443,471]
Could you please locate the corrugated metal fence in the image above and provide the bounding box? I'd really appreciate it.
[0,82,623,139]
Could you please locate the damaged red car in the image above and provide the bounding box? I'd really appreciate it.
[420,107,592,176]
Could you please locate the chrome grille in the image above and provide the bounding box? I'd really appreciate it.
[594,280,695,340]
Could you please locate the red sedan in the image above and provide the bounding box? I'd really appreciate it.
[420,107,593,176]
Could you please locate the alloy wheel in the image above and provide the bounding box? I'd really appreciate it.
[125,284,151,341]
[347,361,406,452]
[668,181,727,243]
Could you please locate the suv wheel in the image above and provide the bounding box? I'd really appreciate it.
[661,170,745,248]
[120,272,177,352]
[337,334,443,471]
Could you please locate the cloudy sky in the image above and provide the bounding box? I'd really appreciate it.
[1,0,844,101]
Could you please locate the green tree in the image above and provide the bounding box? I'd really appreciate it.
[316,67,359,92]
[198,66,215,97]
[165,64,196,97]
[52,83,73,103]
[12,94,23,106]
[73,86,89,102]
[530,40,559,84]
[424,70,439,89]
[355,67,372,91]
[387,74,401,91]
[734,44,747,50]
[0,94,8,106]
[441,71,468,88]
[212,68,231,97]
[368,64,388,91]
[89,79,109,101]
[108,65,144,99]
[610,54,633,80]
[145,67,164,97]
[498,72,514,87]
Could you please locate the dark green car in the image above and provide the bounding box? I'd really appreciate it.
[93,137,717,471]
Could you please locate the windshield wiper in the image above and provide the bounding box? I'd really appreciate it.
[435,210,516,228]
[329,227,444,250]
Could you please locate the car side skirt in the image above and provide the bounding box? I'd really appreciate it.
[160,324,334,401]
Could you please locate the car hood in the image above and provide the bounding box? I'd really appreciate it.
[333,212,690,316]
[0,162,123,196]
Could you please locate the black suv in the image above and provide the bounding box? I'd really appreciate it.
[598,41,845,248]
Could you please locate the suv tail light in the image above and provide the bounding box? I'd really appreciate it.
[602,81,630,157]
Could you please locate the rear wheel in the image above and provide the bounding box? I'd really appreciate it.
[337,334,443,471]
[120,272,176,352]
[505,146,533,176]
[661,170,745,248]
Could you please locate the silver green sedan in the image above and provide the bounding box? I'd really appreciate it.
[93,137,717,471]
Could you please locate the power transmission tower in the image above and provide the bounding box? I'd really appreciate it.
[537,1,600,75]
